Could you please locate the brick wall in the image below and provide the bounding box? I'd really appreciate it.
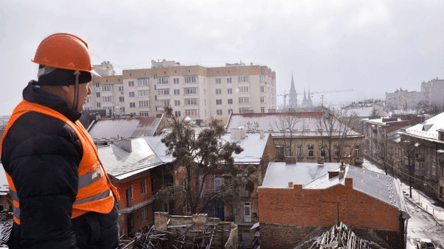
[115,173,153,209]
[258,178,403,249]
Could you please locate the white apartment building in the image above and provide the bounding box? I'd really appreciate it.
[84,60,277,125]
[421,78,444,107]
[385,89,426,110]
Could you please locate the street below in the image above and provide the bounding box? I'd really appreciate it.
[362,158,444,249]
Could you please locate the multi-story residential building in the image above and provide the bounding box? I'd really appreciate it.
[421,78,444,107]
[385,89,427,110]
[84,60,277,125]
[399,112,444,202]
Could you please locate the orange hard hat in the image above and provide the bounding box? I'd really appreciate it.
[32,33,100,76]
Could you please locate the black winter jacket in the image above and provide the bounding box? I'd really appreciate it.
[1,81,119,249]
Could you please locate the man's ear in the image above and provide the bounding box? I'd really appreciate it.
[61,85,71,93]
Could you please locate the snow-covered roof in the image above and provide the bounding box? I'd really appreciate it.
[144,133,271,165]
[226,112,323,132]
[405,112,444,141]
[261,162,343,188]
[98,138,165,180]
[344,107,374,117]
[261,162,404,210]
[226,113,361,137]
[89,116,164,140]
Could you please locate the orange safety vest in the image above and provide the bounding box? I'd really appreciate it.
[0,100,120,225]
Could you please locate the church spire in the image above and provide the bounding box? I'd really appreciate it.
[289,73,297,108]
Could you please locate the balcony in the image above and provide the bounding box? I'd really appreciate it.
[156,94,170,100]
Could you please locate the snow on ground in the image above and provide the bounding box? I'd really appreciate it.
[362,158,444,249]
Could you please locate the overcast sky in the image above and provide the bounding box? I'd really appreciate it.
[1,0,443,115]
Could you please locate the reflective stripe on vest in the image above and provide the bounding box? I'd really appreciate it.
[0,100,120,224]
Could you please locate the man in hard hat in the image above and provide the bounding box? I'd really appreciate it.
[0,33,120,248]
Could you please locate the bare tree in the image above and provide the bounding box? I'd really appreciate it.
[316,108,363,164]
[158,106,257,214]
[273,112,302,162]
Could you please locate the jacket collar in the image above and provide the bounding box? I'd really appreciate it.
[23,81,82,122]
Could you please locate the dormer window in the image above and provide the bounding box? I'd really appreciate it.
[438,129,444,141]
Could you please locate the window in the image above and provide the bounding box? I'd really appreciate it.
[156,77,169,84]
[118,86,124,92]
[296,145,303,157]
[260,97,265,103]
[239,97,249,104]
[227,78,232,83]
[184,75,197,83]
[239,86,248,93]
[96,102,101,108]
[138,90,149,97]
[184,88,197,94]
[140,179,146,195]
[102,85,112,92]
[308,145,314,157]
[119,97,124,102]
[215,78,221,84]
[163,100,170,106]
[96,92,100,98]
[103,96,113,103]
[185,99,197,105]
[260,86,265,92]
[239,75,248,82]
[216,89,222,95]
[173,78,180,84]
[214,177,224,192]
[260,75,266,82]
[128,81,134,87]
[217,110,222,115]
[227,88,232,94]
[130,102,135,108]
[228,99,233,104]
[175,111,181,117]
[120,107,125,113]
[175,100,180,106]
[185,109,198,116]
[95,82,100,88]
[141,207,147,222]
[228,109,233,114]
[174,89,180,95]
[216,99,222,105]
[140,111,149,117]
[129,92,135,97]
[129,185,133,199]
[138,79,148,86]
[139,100,149,107]
[158,89,169,95]
[320,146,326,157]
[86,96,91,103]
[334,145,341,158]
[261,107,265,113]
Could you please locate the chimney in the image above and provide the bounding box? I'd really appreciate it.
[240,127,246,139]
[339,162,346,179]
[260,130,265,139]
[154,212,169,231]
[344,156,350,165]
[231,128,239,142]
[288,182,294,188]
[317,156,325,165]
[113,138,132,153]
[328,171,339,179]
[192,213,207,230]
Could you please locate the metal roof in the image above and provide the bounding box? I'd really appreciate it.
[98,138,165,180]
[261,162,404,211]
[405,112,444,140]
[144,133,271,165]
[226,114,361,137]
[89,116,164,140]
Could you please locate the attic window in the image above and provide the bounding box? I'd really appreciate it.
[423,124,433,131]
